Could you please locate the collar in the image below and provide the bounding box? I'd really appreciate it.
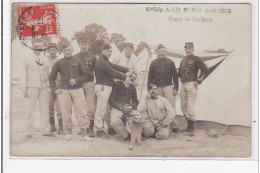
[186,54,194,58]
[100,54,109,61]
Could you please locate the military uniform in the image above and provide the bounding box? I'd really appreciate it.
[94,44,129,136]
[109,81,139,139]
[178,42,209,134]
[49,49,90,137]
[21,53,51,136]
[138,95,175,140]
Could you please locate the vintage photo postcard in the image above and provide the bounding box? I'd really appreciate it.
[10,3,252,157]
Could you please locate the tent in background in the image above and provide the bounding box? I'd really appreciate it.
[135,47,250,128]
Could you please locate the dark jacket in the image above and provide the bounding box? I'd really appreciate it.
[75,52,97,82]
[148,57,179,90]
[49,56,87,91]
[109,81,139,111]
[178,54,209,83]
[95,55,129,87]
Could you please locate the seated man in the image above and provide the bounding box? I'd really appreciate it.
[138,84,176,140]
[109,74,139,140]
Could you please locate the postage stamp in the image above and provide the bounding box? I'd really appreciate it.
[17,4,59,39]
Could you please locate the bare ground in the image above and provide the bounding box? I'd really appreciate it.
[10,86,251,157]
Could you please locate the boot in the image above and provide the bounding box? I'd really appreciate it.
[188,120,195,137]
[88,120,95,137]
[80,128,93,142]
[49,117,56,132]
[64,129,73,141]
[96,130,112,139]
[182,118,191,133]
[57,118,66,135]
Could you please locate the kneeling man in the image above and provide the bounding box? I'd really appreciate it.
[109,74,139,140]
[138,84,175,140]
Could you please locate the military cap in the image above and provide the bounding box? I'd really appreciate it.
[157,44,166,50]
[184,42,194,48]
[75,32,89,44]
[47,42,58,49]
[102,43,112,50]
[124,43,134,49]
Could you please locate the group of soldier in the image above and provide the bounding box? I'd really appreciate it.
[21,32,209,142]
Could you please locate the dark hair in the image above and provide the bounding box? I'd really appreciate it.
[148,84,157,91]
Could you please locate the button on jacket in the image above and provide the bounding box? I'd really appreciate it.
[49,56,88,91]
[109,81,139,110]
[148,57,179,90]
[178,54,209,83]
[21,54,50,89]
[75,52,97,82]
[95,55,129,87]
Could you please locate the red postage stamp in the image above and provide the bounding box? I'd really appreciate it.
[17,4,59,39]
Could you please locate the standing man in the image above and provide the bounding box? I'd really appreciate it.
[74,32,97,137]
[46,43,65,135]
[178,42,209,136]
[109,74,139,140]
[110,43,138,75]
[21,39,52,139]
[147,44,179,131]
[49,42,92,141]
[94,43,131,138]
[138,84,175,140]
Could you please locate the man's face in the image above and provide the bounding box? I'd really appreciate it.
[157,48,166,58]
[102,48,112,58]
[63,46,73,57]
[124,47,133,57]
[79,42,89,52]
[33,42,43,56]
[148,85,158,98]
[185,47,194,55]
[48,47,58,58]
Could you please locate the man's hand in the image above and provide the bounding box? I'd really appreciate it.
[123,105,133,113]
[173,89,178,96]
[194,81,199,89]
[125,71,133,77]
[55,89,63,95]
[22,88,28,98]
[146,93,151,100]
[70,79,76,86]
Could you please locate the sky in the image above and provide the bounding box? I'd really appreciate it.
[58,4,251,54]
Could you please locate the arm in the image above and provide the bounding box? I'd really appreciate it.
[101,60,127,80]
[171,61,179,91]
[110,62,129,73]
[109,84,124,110]
[131,86,139,109]
[162,98,176,126]
[49,62,59,91]
[147,63,154,89]
[75,59,88,84]
[177,61,182,78]
[196,57,209,84]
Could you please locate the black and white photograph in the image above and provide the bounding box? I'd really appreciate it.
[9,3,253,158]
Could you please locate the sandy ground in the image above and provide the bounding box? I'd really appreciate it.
[10,85,251,157]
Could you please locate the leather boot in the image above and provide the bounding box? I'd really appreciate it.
[88,120,95,137]
[57,118,66,135]
[188,120,195,137]
[49,117,56,132]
